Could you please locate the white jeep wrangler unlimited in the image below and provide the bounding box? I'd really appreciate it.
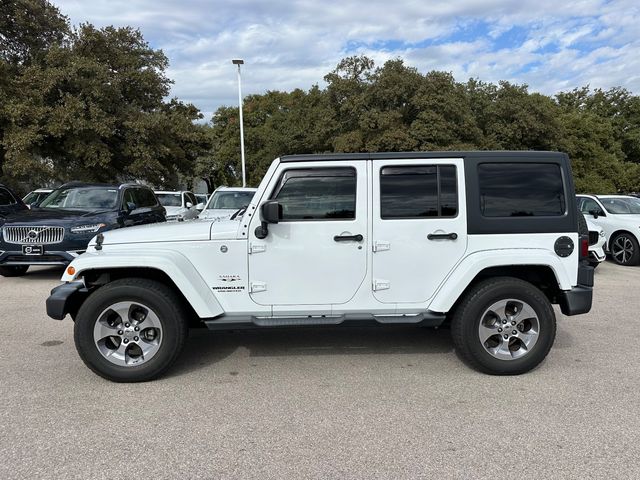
[47,152,593,382]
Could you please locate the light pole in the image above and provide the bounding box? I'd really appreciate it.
[232,59,246,187]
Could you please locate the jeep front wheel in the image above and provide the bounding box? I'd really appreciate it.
[451,277,556,375]
[74,278,188,382]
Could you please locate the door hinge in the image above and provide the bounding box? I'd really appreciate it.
[249,243,266,254]
[250,281,267,293]
[372,241,390,252]
[373,279,391,291]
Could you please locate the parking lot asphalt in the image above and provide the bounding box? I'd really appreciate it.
[1,261,639,479]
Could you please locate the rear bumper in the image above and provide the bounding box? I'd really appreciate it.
[559,263,594,316]
[46,281,88,320]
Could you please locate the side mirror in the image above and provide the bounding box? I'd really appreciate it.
[255,201,282,239]
[126,202,137,213]
[186,201,194,209]
[589,209,603,219]
[262,200,282,224]
[196,202,204,211]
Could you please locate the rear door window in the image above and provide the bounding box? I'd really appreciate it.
[380,165,457,219]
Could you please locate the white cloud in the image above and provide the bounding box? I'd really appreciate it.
[54,0,640,118]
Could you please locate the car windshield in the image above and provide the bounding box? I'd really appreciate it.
[23,191,51,205]
[156,193,182,207]
[39,187,118,210]
[207,191,255,210]
[601,197,640,214]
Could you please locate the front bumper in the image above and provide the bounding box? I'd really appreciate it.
[0,249,82,266]
[46,281,88,320]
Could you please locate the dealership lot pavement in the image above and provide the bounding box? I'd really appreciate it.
[1,262,639,479]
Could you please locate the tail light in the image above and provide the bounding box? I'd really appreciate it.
[580,236,589,258]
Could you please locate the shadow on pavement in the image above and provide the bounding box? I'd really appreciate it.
[170,325,453,376]
[24,266,65,280]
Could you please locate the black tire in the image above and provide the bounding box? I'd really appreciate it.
[451,277,556,375]
[0,265,29,277]
[74,278,188,382]
[609,232,640,266]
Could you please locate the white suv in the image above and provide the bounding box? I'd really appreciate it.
[577,195,640,266]
[47,152,593,382]
[198,186,257,222]
[154,191,200,221]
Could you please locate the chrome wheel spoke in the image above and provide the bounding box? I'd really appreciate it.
[93,321,118,343]
[479,324,499,343]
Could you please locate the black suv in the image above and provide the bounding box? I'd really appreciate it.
[0,183,28,219]
[0,182,165,276]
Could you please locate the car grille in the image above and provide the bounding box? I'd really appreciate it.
[588,231,599,246]
[2,226,65,244]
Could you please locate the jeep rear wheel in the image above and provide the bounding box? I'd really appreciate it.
[0,265,29,277]
[610,233,640,266]
[74,278,188,382]
[451,277,556,375]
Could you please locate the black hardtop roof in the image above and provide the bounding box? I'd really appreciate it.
[279,151,567,163]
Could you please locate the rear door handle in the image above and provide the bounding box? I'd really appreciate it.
[427,232,458,240]
[334,234,364,242]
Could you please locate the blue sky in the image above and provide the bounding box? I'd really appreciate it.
[54,0,640,120]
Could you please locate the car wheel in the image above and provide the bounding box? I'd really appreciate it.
[451,277,556,375]
[610,233,640,266]
[74,278,188,382]
[0,265,29,277]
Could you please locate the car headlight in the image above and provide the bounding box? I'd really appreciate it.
[70,223,106,234]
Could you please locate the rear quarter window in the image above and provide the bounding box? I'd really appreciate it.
[478,163,565,217]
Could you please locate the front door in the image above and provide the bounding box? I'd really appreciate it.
[248,161,368,306]
[371,158,467,303]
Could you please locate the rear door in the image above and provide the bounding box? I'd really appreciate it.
[371,158,467,303]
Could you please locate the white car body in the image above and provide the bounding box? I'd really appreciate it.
[154,191,200,221]
[577,194,640,264]
[198,186,257,222]
[63,153,586,319]
[585,218,606,265]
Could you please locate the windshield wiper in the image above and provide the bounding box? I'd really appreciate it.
[230,205,248,220]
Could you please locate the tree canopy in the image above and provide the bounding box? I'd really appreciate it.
[0,0,210,191]
[206,56,640,194]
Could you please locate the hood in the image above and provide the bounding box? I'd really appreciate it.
[93,218,240,246]
[2,207,115,226]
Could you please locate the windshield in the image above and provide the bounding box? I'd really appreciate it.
[156,193,182,207]
[601,197,640,214]
[23,191,51,205]
[39,187,118,210]
[207,191,255,210]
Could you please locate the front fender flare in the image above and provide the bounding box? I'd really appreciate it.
[61,249,224,318]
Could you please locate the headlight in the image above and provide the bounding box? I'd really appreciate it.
[70,223,106,234]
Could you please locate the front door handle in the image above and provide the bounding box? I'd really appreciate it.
[427,232,458,240]
[334,234,364,242]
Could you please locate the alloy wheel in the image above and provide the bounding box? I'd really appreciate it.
[478,299,540,360]
[93,301,163,366]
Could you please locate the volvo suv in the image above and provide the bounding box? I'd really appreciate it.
[0,183,165,276]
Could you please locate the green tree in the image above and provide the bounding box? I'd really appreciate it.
[1,3,210,188]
